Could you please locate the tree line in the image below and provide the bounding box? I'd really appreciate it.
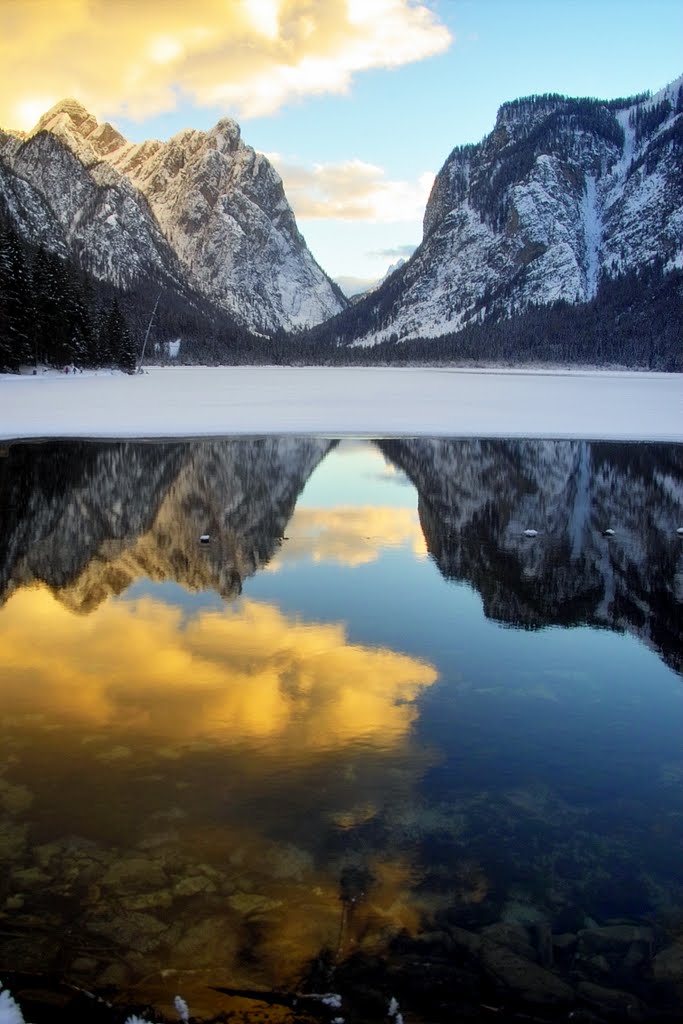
[299,260,682,371]
[0,215,137,373]
[0,206,259,373]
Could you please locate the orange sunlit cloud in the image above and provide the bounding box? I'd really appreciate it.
[267,155,436,222]
[0,586,437,750]
[267,504,428,567]
[0,0,451,130]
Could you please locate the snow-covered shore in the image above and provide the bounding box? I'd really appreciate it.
[0,366,681,442]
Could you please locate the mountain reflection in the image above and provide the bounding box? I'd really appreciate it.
[0,438,332,609]
[1,436,681,671]
[380,438,683,675]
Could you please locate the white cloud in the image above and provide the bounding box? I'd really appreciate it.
[0,0,452,129]
[268,154,435,222]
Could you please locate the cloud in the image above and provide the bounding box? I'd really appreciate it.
[0,586,436,751]
[267,504,428,568]
[371,243,418,259]
[268,154,435,221]
[334,274,379,296]
[0,0,452,129]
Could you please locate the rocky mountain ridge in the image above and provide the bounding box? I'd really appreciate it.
[0,99,345,334]
[321,77,683,348]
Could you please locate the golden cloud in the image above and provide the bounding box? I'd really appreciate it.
[268,504,428,567]
[0,585,437,751]
[268,154,436,221]
[0,0,451,129]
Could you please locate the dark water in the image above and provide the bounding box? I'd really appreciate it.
[0,437,682,1023]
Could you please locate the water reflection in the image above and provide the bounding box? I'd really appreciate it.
[1,587,435,747]
[0,437,682,1022]
[381,439,683,674]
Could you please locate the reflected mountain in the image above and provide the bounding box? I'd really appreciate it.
[380,439,683,675]
[0,438,332,610]
[2,436,680,671]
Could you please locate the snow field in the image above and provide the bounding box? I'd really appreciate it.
[0,366,681,442]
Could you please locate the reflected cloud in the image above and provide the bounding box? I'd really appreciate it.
[1,1,451,128]
[0,586,436,750]
[268,504,428,568]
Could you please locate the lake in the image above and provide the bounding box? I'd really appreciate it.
[1,437,682,1023]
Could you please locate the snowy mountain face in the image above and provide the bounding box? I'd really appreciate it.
[339,78,683,346]
[0,127,185,291]
[0,99,346,332]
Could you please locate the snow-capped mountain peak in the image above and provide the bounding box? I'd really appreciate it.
[1,99,346,333]
[336,78,682,348]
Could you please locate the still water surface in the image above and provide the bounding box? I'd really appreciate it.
[0,438,682,1021]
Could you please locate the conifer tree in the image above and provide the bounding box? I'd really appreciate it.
[106,298,137,373]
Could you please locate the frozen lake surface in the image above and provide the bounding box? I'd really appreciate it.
[1,365,681,440]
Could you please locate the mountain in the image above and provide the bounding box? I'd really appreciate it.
[0,126,185,293]
[313,78,683,355]
[0,99,346,334]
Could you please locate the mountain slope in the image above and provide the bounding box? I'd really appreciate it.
[318,77,683,349]
[0,127,185,291]
[1,99,346,334]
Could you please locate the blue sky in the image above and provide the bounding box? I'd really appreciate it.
[4,0,681,289]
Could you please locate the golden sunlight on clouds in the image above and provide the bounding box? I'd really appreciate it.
[0,0,451,129]
[0,586,437,750]
[268,504,428,568]
[268,154,436,221]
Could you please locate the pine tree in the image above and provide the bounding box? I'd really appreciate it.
[33,247,69,365]
[106,298,137,373]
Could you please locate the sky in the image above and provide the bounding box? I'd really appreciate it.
[1,0,681,292]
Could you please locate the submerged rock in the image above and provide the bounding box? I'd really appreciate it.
[653,941,683,984]
[577,924,654,955]
[577,979,646,1019]
[480,921,536,959]
[480,940,575,1004]
[101,857,168,893]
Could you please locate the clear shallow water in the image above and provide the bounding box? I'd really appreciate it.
[0,437,682,1022]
